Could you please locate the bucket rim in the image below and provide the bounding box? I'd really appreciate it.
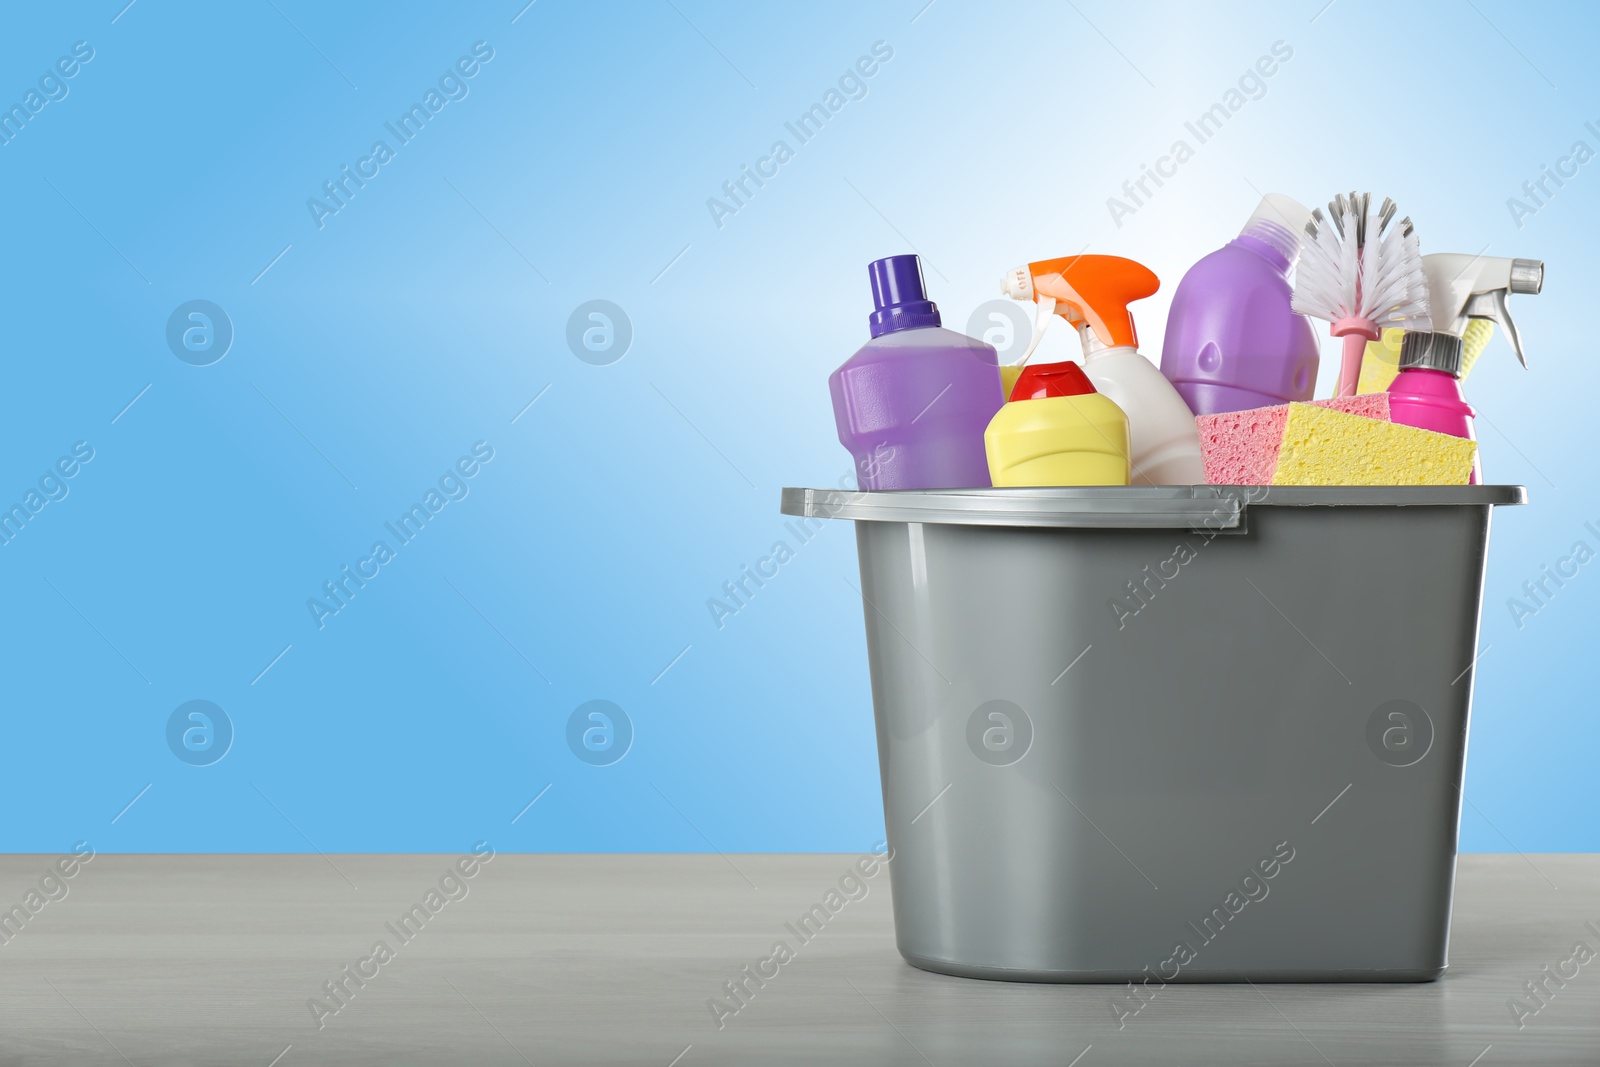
[779,485,1526,529]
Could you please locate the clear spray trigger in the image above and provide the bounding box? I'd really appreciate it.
[1463,289,1528,368]
[1016,296,1056,368]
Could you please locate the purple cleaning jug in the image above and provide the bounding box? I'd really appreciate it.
[1160,194,1322,415]
[829,254,1004,489]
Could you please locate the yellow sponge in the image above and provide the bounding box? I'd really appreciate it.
[1270,403,1476,486]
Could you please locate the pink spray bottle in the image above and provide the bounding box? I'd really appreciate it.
[1388,254,1544,483]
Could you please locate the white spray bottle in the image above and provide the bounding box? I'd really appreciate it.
[1387,254,1544,482]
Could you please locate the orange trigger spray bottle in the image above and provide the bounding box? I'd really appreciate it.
[1001,255,1204,485]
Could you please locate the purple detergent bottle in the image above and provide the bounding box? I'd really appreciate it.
[829,254,1004,489]
[1159,194,1322,415]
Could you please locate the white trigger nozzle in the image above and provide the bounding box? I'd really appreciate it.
[1015,296,1056,368]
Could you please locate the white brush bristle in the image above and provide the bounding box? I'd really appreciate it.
[1291,193,1433,332]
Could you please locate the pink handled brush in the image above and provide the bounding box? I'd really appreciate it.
[1292,192,1432,397]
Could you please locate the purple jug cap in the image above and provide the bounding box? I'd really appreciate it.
[867,254,942,337]
[1235,194,1312,271]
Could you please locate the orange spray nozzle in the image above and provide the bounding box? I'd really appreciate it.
[1001,255,1159,350]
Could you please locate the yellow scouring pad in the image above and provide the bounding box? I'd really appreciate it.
[1459,318,1495,380]
[1356,328,1406,394]
[1359,321,1496,394]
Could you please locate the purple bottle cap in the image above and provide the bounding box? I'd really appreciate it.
[1234,194,1312,272]
[867,254,942,337]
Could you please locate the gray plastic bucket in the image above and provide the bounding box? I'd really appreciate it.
[781,484,1525,983]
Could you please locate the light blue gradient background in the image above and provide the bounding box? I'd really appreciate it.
[1,0,1593,853]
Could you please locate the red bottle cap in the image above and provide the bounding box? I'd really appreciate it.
[1010,361,1097,401]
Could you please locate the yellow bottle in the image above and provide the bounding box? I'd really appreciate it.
[999,363,1024,398]
[984,360,1131,486]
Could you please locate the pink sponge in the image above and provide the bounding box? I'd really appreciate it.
[1198,394,1391,485]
